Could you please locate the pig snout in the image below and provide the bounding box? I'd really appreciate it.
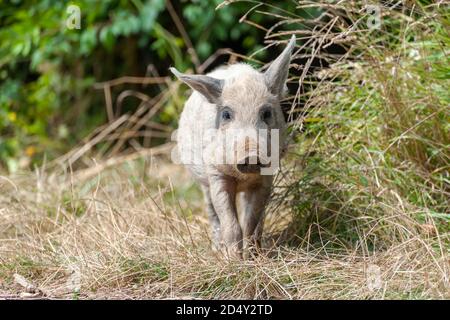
[236,155,269,174]
[232,134,271,174]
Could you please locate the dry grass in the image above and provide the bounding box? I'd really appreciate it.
[0,154,447,299]
[0,0,449,299]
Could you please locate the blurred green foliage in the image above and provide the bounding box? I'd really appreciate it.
[0,0,296,172]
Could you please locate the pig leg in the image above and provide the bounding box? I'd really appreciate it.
[240,181,272,254]
[201,185,221,250]
[208,175,242,258]
[253,219,264,250]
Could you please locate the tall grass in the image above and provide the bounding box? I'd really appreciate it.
[272,1,449,246]
[0,1,448,299]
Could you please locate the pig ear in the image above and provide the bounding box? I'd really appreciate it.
[170,67,223,104]
[264,35,296,97]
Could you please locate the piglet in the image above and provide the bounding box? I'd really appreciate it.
[170,35,295,258]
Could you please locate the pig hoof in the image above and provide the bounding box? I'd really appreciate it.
[226,248,243,260]
[211,242,223,252]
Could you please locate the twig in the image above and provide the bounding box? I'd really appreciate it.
[198,48,234,74]
[93,76,169,89]
[66,143,174,185]
[67,114,129,165]
[104,84,114,122]
[166,0,201,72]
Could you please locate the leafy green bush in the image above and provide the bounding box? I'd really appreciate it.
[0,0,296,172]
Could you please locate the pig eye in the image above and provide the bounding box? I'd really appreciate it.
[260,108,273,123]
[220,107,233,122]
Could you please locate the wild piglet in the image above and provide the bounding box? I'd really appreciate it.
[170,35,295,258]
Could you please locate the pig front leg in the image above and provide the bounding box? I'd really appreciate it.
[201,185,221,250]
[208,174,243,258]
[240,178,272,254]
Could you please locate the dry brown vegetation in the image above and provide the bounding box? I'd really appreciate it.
[0,155,447,299]
[0,1,449,299]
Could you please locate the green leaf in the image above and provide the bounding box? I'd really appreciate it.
[99,27,115,51]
